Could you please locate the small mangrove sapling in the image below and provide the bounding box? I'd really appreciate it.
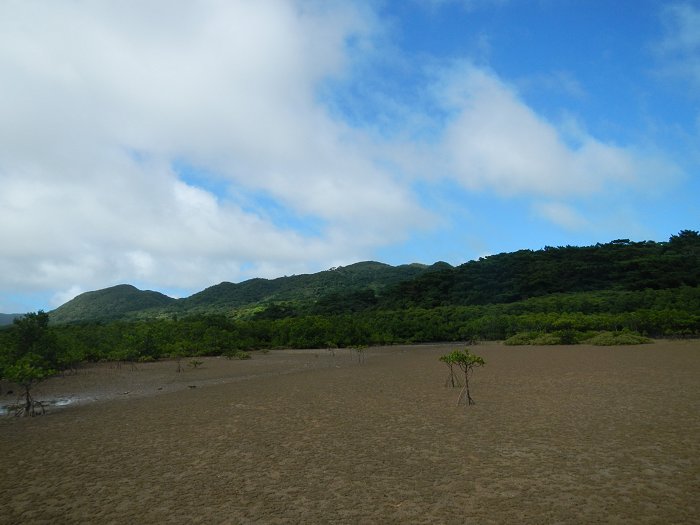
[439,348,485,406]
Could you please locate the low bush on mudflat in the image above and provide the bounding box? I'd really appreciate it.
[504,329,651,346]
[586,330,652,345]
[504,330,591,345]
[224,349,251,360]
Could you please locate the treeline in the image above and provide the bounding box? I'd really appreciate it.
[2,287,699,370]
[370,231,700,309]
[249,231,700,318]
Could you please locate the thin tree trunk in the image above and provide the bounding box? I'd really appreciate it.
[456,371,475,406]
[24,386,32,417]
[465,379,474,405]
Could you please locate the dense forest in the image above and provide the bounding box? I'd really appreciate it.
[1,231,699,397]
[48,261,443,323]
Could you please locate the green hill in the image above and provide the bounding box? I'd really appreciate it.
[179,261,438,312]
[50,284,176,324]
[48,261,448,323]
[46,230,700,326]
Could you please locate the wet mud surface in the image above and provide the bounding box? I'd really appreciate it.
[1,342,698,523]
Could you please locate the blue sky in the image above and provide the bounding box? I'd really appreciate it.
[0,0,698,313]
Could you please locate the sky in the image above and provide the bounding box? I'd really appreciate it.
[1,0,699,313]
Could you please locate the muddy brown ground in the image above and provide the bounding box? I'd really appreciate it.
[1,341,698,524]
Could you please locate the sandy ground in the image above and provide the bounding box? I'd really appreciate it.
[1,341,698,524]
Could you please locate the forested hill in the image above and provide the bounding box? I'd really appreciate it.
[49,261,446,323]
[45,230,700,324]
[181,261,440,311]
[377,231,700,309]
[49,284,176,323]
[0,313,21,327]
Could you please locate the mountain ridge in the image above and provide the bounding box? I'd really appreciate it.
[25,231,700,325]
[0,313,22,327]
[48,261,448,323]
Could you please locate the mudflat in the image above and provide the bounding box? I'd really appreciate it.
[1,341,698,524]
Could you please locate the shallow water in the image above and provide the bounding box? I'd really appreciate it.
[0,397,75,416]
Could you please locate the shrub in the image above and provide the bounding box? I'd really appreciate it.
[505,330,594,345]
[224,349,251,360]
[504,332,539,345]
[586,330,652,346]
[530,333,562,345]
[557,329,579,345]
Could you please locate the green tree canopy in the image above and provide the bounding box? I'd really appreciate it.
[1,311,60,416]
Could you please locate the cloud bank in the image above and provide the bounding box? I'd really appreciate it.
[0,1,427,306]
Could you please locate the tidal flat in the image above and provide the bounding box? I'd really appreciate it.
[1,342,698,523]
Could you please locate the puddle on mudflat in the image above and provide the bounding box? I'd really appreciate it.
[0,397,75,416]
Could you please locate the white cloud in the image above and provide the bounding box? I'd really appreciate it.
[656,2,700,86]
[0,1,428,301]
[660,3,700,53]
[432,65,672,198]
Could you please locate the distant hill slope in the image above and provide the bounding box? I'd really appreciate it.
[48,261,450,323]
[0,313,21,326]
[179,261,439,312]
[46,231,700,324]
[50,284,176,324]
